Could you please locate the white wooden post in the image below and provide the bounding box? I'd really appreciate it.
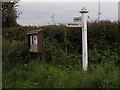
[66,7,88,71]
[80,7,88,71]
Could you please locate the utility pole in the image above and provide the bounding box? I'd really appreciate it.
[51,14,56,25]
[98,0,101,21]
[80,7,88,71]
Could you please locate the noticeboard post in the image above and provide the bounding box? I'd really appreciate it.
[27,29,45,63]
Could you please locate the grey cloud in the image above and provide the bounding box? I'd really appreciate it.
[17,2,118,26]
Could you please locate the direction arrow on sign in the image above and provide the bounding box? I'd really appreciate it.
[66,22,83,27]
[73,17,82,22]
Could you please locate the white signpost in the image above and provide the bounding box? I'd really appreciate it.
[66,7,88,71]
[66,22,82,27]
[73,17,82,22]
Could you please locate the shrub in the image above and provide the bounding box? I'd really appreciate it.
[3,40,29,70]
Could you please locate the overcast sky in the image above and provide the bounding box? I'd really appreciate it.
[17,1,118,26]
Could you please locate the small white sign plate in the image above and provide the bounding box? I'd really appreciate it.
[73,17,82,22]
[66,22,82,27]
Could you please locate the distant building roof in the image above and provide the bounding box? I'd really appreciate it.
[27,29,43,35]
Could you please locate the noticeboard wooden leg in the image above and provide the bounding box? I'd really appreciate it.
[42,52,45,63]
[29,52,31,61]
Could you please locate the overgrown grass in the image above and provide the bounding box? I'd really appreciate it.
[2,60,119,88]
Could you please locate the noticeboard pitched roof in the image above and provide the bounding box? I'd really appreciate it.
[27,29,43,35]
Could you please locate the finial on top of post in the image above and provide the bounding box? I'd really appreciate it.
[80,7,88,13]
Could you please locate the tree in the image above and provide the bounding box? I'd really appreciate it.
[2,0,20,28]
